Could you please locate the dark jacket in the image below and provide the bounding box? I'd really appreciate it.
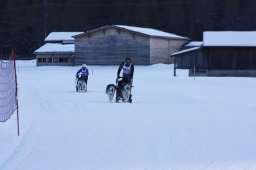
[76,67,89,77]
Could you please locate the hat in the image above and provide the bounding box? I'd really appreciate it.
[125,57,131,61]
[82,64,86,67]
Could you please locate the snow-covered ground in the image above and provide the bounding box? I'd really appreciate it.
[1,60,256,170]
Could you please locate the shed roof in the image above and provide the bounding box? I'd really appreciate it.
[74,25,189,40]
[34,43,74,54]
[171,47,201,56]
[45,32,83,42]
[203,31,256,47]
[185,41,203,47]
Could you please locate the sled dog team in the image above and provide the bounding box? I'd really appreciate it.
[76,57,134,103]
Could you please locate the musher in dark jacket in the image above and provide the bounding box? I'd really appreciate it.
[116,57,134,102]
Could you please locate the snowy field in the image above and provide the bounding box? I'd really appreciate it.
[1,60,256,170]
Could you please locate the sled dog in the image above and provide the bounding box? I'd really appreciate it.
[121,83,132,103]
[106,84,116,102]
[77,79,87,92]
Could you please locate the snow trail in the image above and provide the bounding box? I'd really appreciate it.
[1,61,256,170]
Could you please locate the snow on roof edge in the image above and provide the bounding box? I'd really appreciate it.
[171,47,201,56]
[185,41,203,47]
[34,43,74,54]
[203,31,256,47]
[45,32,84,41]
[115,25,189,40]
[74,25,189,40]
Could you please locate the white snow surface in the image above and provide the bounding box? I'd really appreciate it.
[115,25,189,40]
[34,43,74,53]
[203,31,256,46]
[45,32,83,42]
[1,60,256,170]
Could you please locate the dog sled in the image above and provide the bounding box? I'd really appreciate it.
[106,77,133,103]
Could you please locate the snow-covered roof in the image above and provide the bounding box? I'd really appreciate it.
[45,32,83,42]
[171,47,201,56]
[74,25,189,40]
[115,25,189,40]
[34,43,74,54]
[185,41,203,47]
[203,31,256,47]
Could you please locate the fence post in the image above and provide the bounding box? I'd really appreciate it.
[194,65,196,80]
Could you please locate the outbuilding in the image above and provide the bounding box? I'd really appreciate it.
[172,31,256,77]
[73,25,189,65]
[34,32,83,66]
[34,43,75,66]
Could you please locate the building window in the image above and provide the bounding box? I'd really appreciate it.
[58,57,69,63]
[59,58,64,63]
[64,58,68,63]
[47,58,52,63]
[42,58,46,63]
[53,58,58,63]
[38,58,42,63]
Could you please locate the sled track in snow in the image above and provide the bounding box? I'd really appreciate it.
[0,85,43,170]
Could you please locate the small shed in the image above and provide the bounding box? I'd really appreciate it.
[73,25,189,65]
[34,43,75,66]
[172,31,256,77]
[34,32,83,66]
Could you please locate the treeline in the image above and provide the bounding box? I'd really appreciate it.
[0,0,255,58]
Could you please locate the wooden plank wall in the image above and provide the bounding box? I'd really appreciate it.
[206,47,256,70]
[178,47,256,77]
[75,29,150,65]
[150,38,188,64]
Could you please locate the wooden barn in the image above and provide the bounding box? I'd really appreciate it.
[34,32,83,66]
[73,25,189,65]
[172,31,256,77]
